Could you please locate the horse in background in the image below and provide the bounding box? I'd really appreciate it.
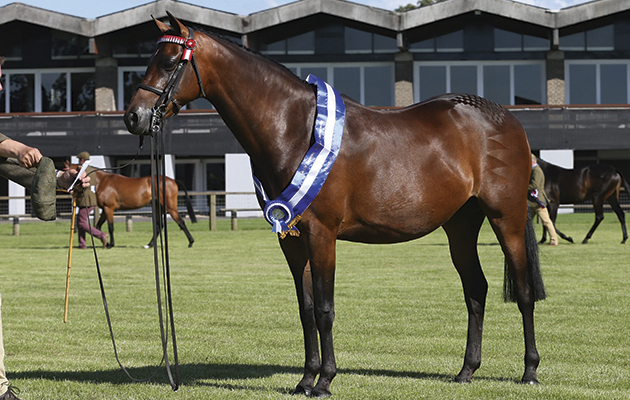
[536,157,630,244]
[71,165,196,248]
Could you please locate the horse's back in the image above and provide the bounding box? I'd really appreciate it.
[328,94,531,242]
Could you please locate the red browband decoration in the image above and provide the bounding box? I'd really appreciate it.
[157,35,197,61]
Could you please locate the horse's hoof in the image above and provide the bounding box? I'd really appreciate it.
[106,243,114,249]
[521,378,539,385]
[581,239,589,244]
[291,385,311,396]
[567,237,574,243]
[143,244,151,249]
[310,387,332,397]
[188,241,194,248]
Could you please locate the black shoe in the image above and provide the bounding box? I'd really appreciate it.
[0,385,21,400]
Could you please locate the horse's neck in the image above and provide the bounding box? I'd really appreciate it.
[201,35,316,196]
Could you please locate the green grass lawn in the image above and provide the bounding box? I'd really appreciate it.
[0,213,628,399]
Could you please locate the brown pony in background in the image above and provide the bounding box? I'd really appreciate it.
[70,165,196,248]
[123,13,546,396]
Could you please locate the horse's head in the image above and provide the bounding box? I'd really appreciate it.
[124,12,205,135]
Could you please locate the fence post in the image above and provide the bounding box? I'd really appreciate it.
[12,216,19,236]
[126,215,133,232]
[231,210,238,230]
[209,193,216,231]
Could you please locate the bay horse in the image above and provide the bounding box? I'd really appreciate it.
[73,165,196,248]
[536,157,630,244]
[124,13,546,395]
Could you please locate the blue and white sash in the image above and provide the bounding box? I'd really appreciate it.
[252,75,345,238]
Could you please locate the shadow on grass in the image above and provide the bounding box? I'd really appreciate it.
[12,362,517,390]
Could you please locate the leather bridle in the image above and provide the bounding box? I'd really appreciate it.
[137,27,207,135]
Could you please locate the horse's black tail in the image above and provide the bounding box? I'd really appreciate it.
[176,180,198,223]
[617,170,630,198]
[504,212,547,303]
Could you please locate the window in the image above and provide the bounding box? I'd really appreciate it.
[345,27,372,54]
[9,73,35,112]
[71,73,95,111]
[118,67,215,111]
[287,32,315,55]
[495,29,521,52]
[288,63,394,107]
[494,29,550,52]
[560,24,614,51]
[0,69,94,113]
[119,68,146,110]
[260,31,316,55]
[436,30,464,53]
[409,30,464,53]
[51,31,93,60]
[415,61,545,105]
[566,61,629,104]
[41,72,67,112]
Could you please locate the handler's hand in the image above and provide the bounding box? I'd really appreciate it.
[57,169,90,192]
[0,138,43,168]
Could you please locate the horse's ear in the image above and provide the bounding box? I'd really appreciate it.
[153,15,171,34]
[166,11,188,38]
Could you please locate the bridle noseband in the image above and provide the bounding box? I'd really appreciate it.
[137,27,207,134]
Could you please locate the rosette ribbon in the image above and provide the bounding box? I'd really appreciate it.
[253,75,345,238]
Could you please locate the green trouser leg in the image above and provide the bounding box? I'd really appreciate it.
[0,157,57,221]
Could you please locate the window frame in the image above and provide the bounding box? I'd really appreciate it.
[413,60,546,106]
[1,67,94,113]
[285,62,395,107]
[565,60,630,104]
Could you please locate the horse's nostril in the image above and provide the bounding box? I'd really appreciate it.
[129,112,139,127]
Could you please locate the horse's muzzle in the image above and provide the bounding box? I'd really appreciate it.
[124,107,152,135]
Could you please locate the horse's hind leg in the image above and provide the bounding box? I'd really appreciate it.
[488,210,542,384]
[442,198,487,382]
[175,216,195,247]
[100,208,115,248]
[583,201,605,244]
[607,196,628,244]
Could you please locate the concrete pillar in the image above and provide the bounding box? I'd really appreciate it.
[546,51,565,105]
[395,52,414,107]
[95,57,118,111]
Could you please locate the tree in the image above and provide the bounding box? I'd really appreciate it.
[396,0,449,12]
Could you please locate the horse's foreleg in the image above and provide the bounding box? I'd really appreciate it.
[544,203,573,243]
[306,229,338,397]
[583,202,605,244]
[443,200,487,382]
[608,197,628,244]
[280,236,320,396]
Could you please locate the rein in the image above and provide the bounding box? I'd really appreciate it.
[84,129,180,390]
[85,29,205,390]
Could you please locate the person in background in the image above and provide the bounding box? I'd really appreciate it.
[0,55,91,400]
[528,153,559,246]
[74,151,108,249]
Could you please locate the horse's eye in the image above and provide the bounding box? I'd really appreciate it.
[163,58,177,71]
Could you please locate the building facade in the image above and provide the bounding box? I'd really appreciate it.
[1,0,630,204]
